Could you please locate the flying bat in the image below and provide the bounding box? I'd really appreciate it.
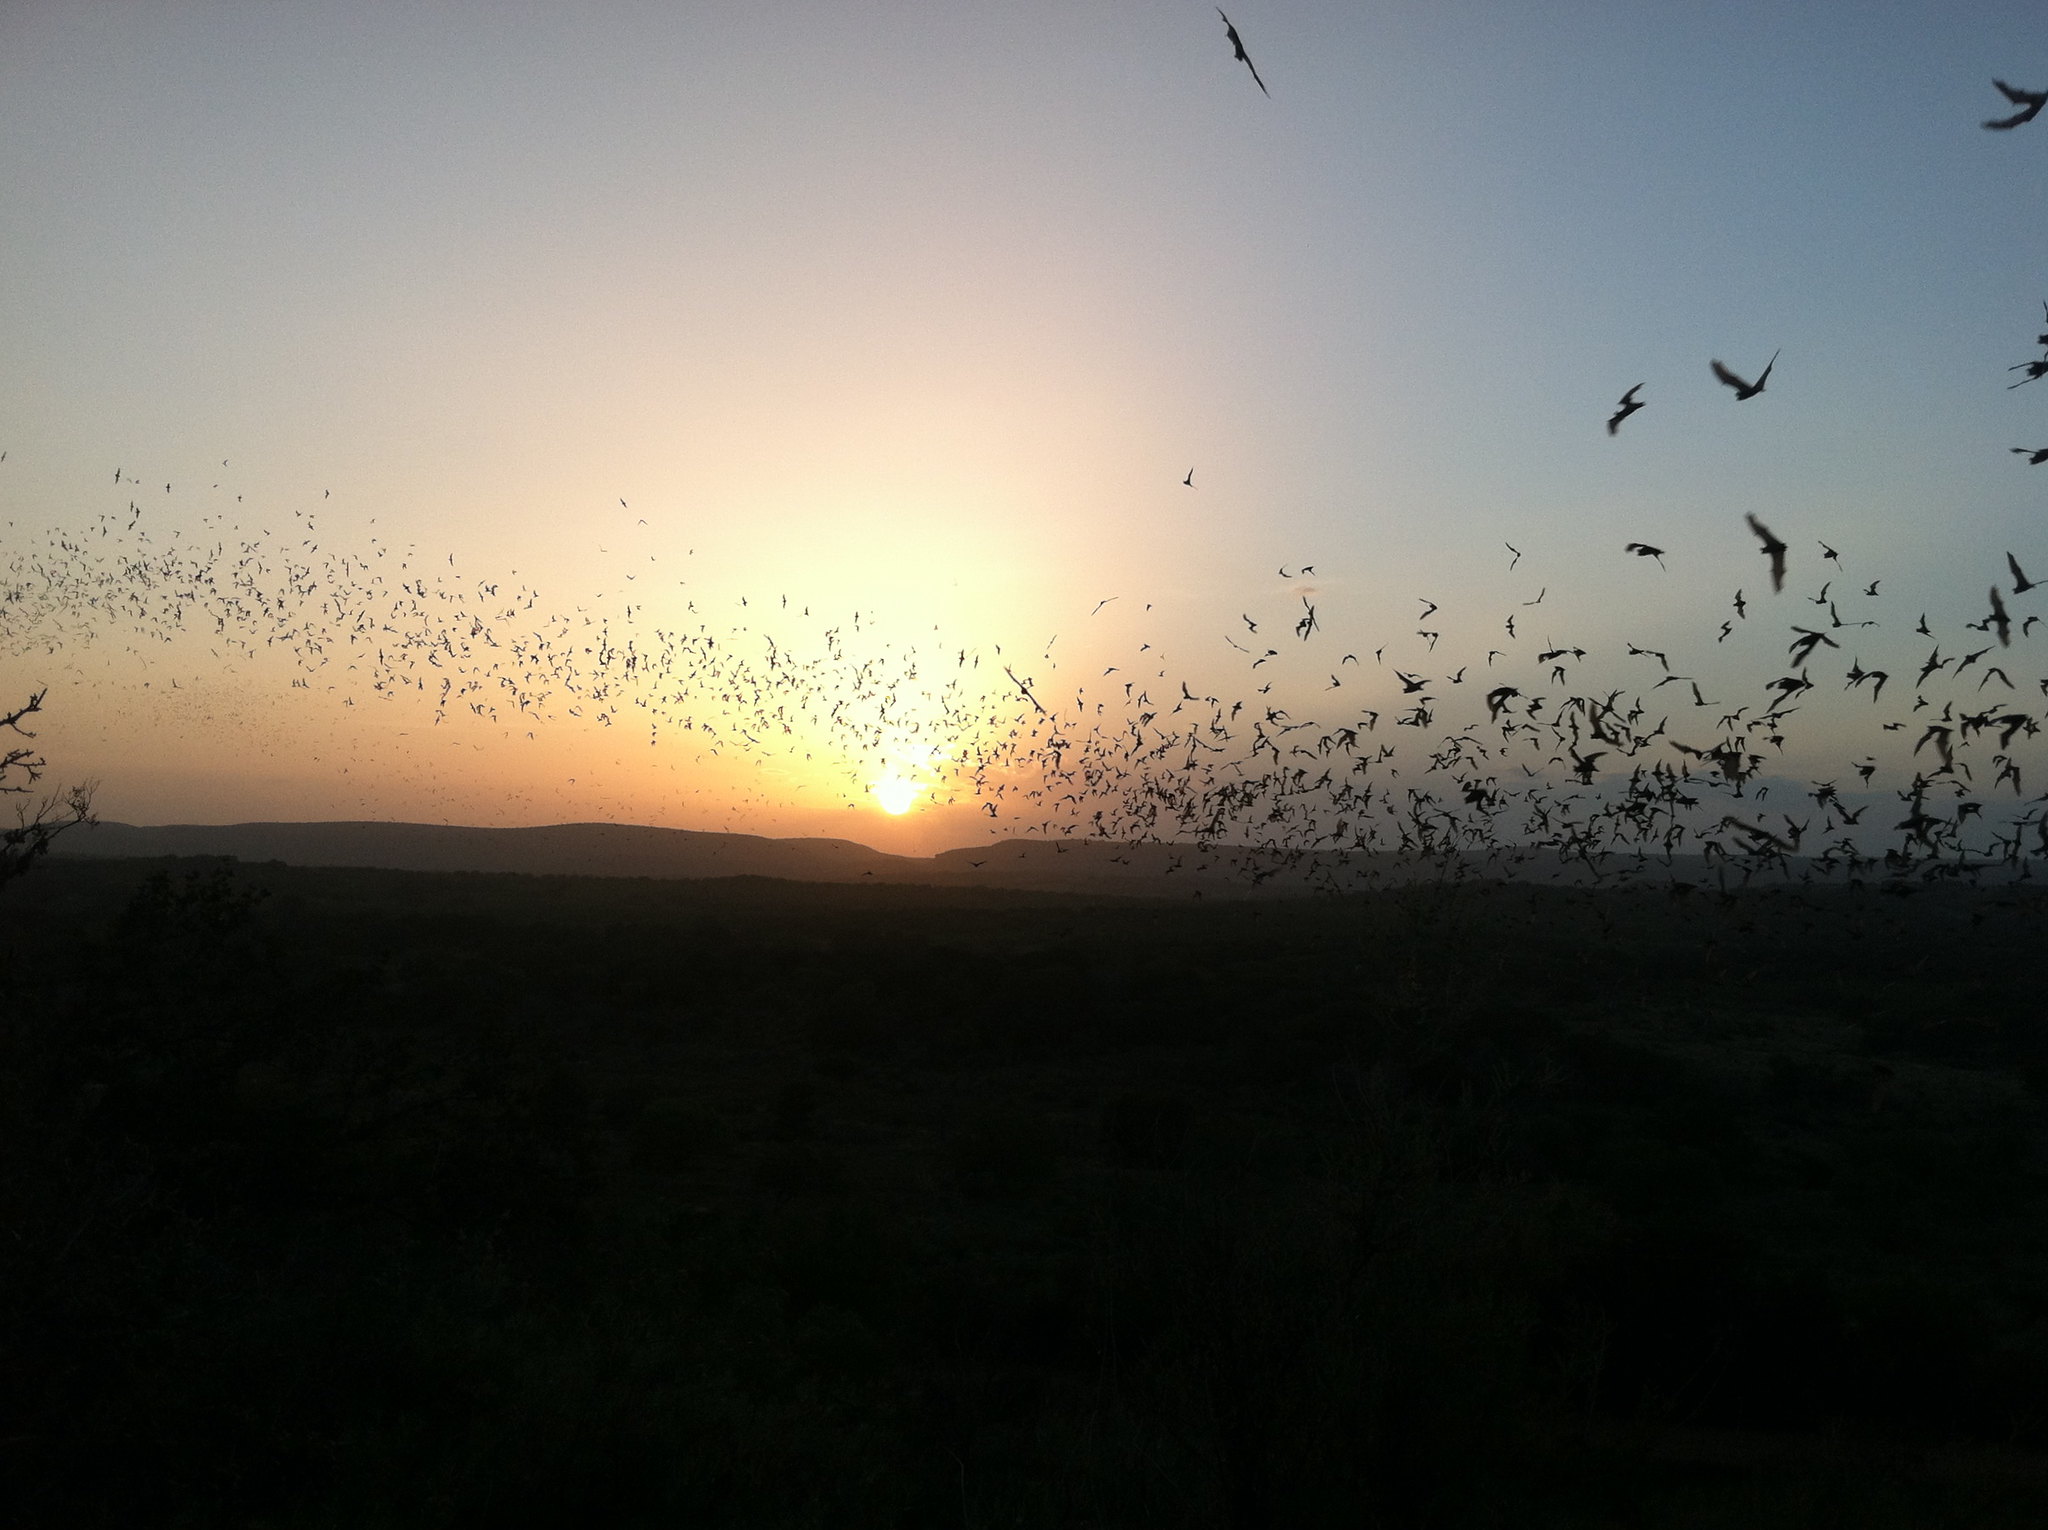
[1989,585,2013,647]
[1985,79,2048,130]
[1608,385,1644,436]
[2014,447,2048,464]
[1712,351,1779,400]
[1217,9,1268,95]
[1745,513,1787,592]
[1624,542,1666,568]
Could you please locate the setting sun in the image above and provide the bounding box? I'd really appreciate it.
[871,774,922,816]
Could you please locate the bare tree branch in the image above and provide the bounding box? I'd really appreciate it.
[1,689,96,889]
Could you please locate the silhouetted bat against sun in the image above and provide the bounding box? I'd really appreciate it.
[1984,79,2048,130]
[1217,10,1268,95]
[1624,542,1666,568]
[1712,351,1778,400]
[1745,513,1787,592]
[1607,385,1644,435]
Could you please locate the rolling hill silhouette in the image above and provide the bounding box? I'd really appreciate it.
[61,820,915,885]
[57,818,1755,895]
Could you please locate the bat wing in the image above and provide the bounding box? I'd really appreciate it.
[1711,360,1749,392]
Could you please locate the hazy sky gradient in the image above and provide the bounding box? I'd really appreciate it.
[6,3,2047,850]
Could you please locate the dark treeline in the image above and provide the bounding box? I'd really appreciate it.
[6,856,2048,1526]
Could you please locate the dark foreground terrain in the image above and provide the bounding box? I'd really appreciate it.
[5,856,2048,1527]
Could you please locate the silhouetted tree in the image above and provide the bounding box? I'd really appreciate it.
[2,688,95,890]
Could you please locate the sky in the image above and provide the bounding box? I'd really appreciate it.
[5,2,2048,857]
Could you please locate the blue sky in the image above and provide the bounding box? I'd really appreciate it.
[5,2,2047,850]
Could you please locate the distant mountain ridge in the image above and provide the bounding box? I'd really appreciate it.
[59,820,923,885]
[56,819,1370,897]
[56,819,1782,896]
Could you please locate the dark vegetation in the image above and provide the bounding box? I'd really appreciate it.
[6,854,2048,1526]
[1,688,95,890]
